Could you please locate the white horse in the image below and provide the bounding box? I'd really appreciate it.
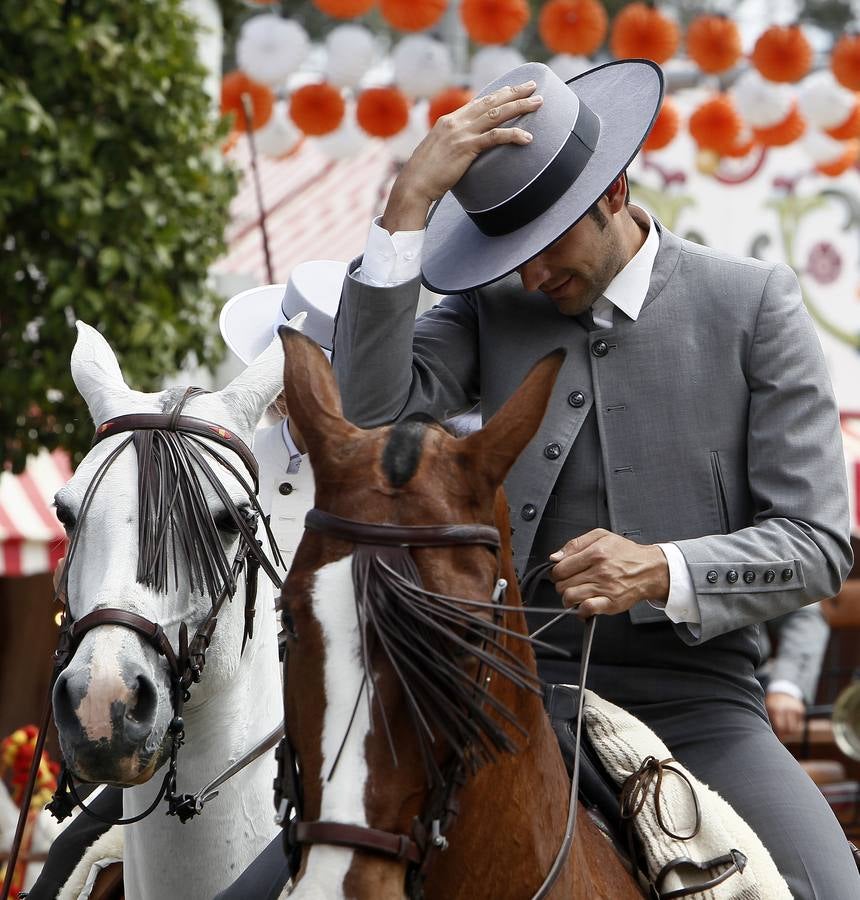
[49,322,285,900]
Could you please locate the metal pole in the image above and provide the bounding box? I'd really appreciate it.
[242,94,275,285]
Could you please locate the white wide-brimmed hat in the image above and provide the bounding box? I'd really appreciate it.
[219,259,347,364]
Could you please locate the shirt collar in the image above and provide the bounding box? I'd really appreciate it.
[601,206,659,322]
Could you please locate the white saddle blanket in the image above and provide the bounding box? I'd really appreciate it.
[580,689,792,900]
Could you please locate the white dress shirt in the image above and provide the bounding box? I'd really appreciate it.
[353,210,701,627]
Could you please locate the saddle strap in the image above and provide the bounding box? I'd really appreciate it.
[290,821,422,865]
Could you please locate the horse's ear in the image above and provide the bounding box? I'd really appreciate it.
[219,334,287,435]
[71,321,132,426]
[459,349,565,486]
[279,325,358,458]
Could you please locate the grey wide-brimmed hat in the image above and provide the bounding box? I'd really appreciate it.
[421,59,663,294]
[219,259,346,364]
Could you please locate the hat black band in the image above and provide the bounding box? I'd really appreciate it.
[464,99,601,238]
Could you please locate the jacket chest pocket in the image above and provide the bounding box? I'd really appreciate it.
[710,450,730,534]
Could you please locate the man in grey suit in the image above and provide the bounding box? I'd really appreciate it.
[332,59,857,897]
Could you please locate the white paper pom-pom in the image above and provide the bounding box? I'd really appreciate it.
[469,47,526,93]
[393,36,453,99]
[325,24,377,89]
[314,104,372,160]
[237,15,309,87]
[252,102,303,158]
[802,129,846,165]
[798,70,856,131]
[388,101,429,163]
[732,70,794,129]
[547,54,591,83]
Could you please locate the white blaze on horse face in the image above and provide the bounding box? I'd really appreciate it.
[292,554,373,900]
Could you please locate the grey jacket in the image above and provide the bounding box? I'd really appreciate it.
[332,220,852,644]
[758,603,830,703]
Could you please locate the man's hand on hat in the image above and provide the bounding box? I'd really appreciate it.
[382,81,543,233]
[548,529,670,619]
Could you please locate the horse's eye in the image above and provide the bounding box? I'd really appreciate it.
[54,502,77,532]
[215,506,257,536]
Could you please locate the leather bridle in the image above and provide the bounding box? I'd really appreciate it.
[276,507,591,900]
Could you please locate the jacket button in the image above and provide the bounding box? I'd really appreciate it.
[781,567,794,582]
[726,569,738,584]
[521,504,537,521]
[743,570,756,583]
[591,339,609,358]
[568,391,585,408]
[278,482,293,496]
[706,570,718,584]
[764,569,776,583]
[544,442,561,460]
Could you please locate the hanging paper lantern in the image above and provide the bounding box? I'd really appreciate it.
[751,25,812,83]
[732,69,794,129]
[751,104,805,147]
[389,101,430,163]
[832,35,860,91]
[797,71,856,132]
[688,94,743,156]
[827,100,860,140]
[817,140,859,177]
[252,102,304,158]
[686,14,741,75]
[461,0,530,46]
[428,87,474,127]
[721,128,756,159]
[393,35,453,99]
[470,46,526,92]
[313,0,376,18]
[803,129,848,166]
[610,3,679,64]
[290,82,346,136]
[326,24,377,88]
[380,0,447,32]
[356,86,411,137]
[236,15,309,87]
[315,103,373,159]
[642,97,679,152]
[538,0,607,57]
[221,71,275,131]
[547,54,591,82]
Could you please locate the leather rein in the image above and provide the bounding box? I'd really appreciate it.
[276,508,593,900]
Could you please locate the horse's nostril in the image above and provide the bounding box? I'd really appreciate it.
[53,669,85,737]
[127,675,158,726]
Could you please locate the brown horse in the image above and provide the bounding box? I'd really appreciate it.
[277,327,641,900]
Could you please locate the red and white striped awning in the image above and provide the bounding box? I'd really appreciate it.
[0,451,70,577]
[212,136,397,284]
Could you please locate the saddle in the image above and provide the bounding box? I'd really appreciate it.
[543,684,791,900]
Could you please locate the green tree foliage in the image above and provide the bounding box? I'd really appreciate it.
[0,0,238,472]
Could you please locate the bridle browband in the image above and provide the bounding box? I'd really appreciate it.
[277,507,591,900]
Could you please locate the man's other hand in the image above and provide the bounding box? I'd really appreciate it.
[766,691,806,740]
[549,528,670,619]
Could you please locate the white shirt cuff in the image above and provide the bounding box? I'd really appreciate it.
[355,216,425,287]
[767,679,805,700]
[647,543,702,625]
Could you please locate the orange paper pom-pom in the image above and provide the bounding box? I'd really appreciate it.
[356,86,411,137]
[686,14,742,74]
[816,140,859,176]
[428,88,474,127]
[380,0,446,31]
[610,2,679,64]
[826,100,860,139]
[461,0,530,45]
[221,71,274,131]
[751,25,812,83]
[688,94,743,156]
[538,0,607,56]
[752,104,805,146]
[289,83,346,136]
[832,35,860,90]
[313,0,376,17]
[642,97,680,152]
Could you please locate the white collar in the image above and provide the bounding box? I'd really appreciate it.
[600,206,659,322]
